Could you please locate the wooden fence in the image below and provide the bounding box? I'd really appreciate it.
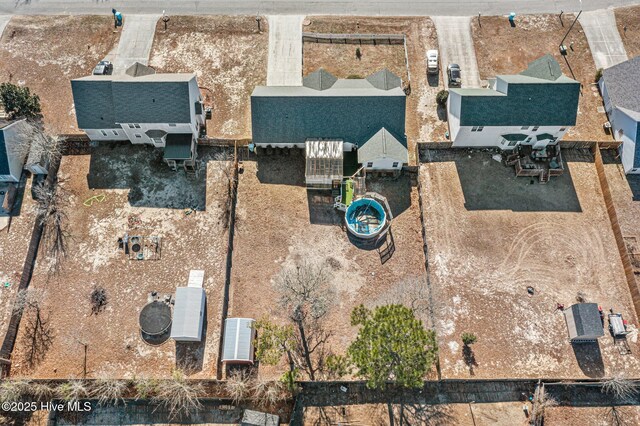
[592,144,640,319]
[302,32,405,45]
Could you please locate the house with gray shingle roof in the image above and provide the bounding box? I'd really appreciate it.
[251,68,408,184]
[447,55,580,150]
[71,63,205,169]
[0,119,30,183]
[599,56,640,174]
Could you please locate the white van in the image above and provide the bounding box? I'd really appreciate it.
[427,50,439,75]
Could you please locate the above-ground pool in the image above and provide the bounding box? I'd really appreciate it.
[345,198,387,239]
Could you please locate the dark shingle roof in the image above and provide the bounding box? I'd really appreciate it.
[72,74,195,129]
[452,55,580,127]
[366,69,402,90]
[303,69,338,90]
[570,303,604,338]
[602,56,640,113]
[0,130,8,175]
[163,133,192,160]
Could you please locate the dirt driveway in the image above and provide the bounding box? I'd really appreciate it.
[420,149,640,379]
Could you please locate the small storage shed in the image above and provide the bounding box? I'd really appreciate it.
[170,287,205,342]
[222,318,256,364]
[564,303,604,342]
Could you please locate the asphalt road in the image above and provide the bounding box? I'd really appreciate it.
[0,0,639,16]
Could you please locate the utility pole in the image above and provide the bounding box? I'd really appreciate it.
[468,401,477,426]
[162,10,170,32]
[559,1,582,55]
[256,14,262,33]
[478,13,481,28]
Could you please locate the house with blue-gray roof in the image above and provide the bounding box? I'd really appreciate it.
[251,68,408,184]
[0,119,30,183]
[447,55,580,150]
[599,56,640,174]
[71,63,206,170]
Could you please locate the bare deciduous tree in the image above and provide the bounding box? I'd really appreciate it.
[602,405,634,426]
[33,182,69,271]
[214,150,236,228]
[91,377,128,406]
[273,261,335,381]
[90,286,108,315]
[13,289,53,369]
[8,120,62,169]
[225,370,251,405]
[602,374,639,400]
[379,276,431,323]
[153,369,203,419]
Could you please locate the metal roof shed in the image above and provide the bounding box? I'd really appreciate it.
[170,287,205,342]
[564,303,604,342]
[222,318,256,364]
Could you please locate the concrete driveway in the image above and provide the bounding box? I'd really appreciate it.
[432,16,482,88]
[109,14,160,74]
[579,9,627,69]
[267,15,304,86]
[0,15,10,38]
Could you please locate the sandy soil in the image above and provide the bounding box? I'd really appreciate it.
[471,14,609,142]
[303,402,529,425]
[615,6,640,58]
[420,149,640,379]
[149,16,268,140]
[304,17,447,164]
[10,145,230,379]
[0,180,39,346]
[229,151,427,379]
[0,16,120,135]
[545,405,640,425]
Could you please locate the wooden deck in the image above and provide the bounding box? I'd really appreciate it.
[506,144,564,184]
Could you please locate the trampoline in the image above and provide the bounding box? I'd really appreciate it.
[139,301,172,337]
[345,198,387,239]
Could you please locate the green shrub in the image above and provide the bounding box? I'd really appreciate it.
[461,332,478,346]
[595,68,604,83]
[0,82,41,118]
[436,90,449,106]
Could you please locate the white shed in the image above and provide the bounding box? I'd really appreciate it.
[222,318,256,364]
[170,287,205,342]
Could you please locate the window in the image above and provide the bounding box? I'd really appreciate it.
[168,123,177,127]
[128,124,135,128]
[392,162,399,168]
[532,126,539,131]
[559,127,566,132]
[134,134,142,138]
[521,126,529,130]
[477,126,484,132]
[128,124,141,129]
[471,126,484,132]
[100,130,107,136]
[509,140,518,147]
[367,162,373,168]
[112,130,118,136]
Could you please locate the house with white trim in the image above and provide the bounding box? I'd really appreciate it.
[251,68,408,181]
[0,119,30,183]
[447,55,580,150]
[71,63,206,169]
[599,56,640,174]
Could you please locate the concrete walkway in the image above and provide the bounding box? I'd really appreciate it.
[579,9,628,70]
[432,16,482,88]
[110,14,160,75]
[0,15,10,39]
[267,15,304,86]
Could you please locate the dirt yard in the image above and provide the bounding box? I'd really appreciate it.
[303,402,529,425]
[545,405,640,425]
[471,14,608,142]
[615,5,640,58]
[0,179,39,347]
[149,16,268,140]
[10,144,231,379]
[229,150,427,379]
[304,17,447,163]
[0,16,120,135]
[420,149,640,379]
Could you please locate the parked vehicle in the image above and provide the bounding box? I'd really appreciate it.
[447,63,462,87]
[427,50,439,75]
[92,60,114,76]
